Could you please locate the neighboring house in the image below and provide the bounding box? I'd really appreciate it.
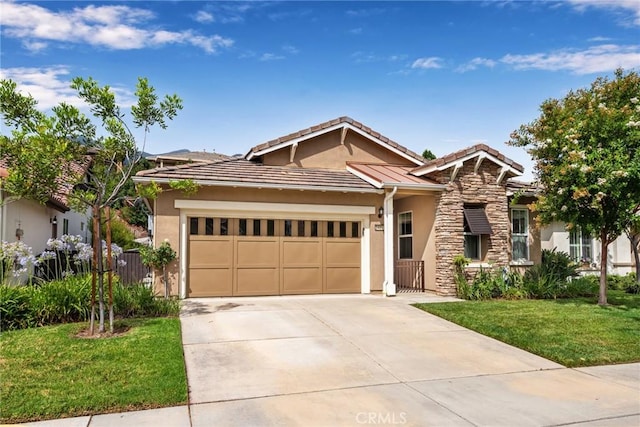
[506,179,637,276]
[0,160,91,255]
[147,151,231,168]
[541,223,636,275]
[134,116,528,298]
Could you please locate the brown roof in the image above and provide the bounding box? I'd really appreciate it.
[149,151,230,163]
[347,162,441,188]
[135,158,379,192]
[247,116,426,164]
[0,156,90,211]
[412,144,524,175]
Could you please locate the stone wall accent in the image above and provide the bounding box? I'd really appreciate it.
[432,161,510,295]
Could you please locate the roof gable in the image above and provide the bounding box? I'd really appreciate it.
[411,144,524,180]
[245,116,425,166]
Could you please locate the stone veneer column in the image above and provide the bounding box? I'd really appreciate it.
[433,162,510,295]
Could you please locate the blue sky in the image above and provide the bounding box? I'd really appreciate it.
[1,1,639,180]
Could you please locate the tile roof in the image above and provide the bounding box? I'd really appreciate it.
[0,156,90,211]
[247,116,426,164]
[412,144,525,175]
[135,158,379,192]
[347,162,441,188]
[148,151,231,163]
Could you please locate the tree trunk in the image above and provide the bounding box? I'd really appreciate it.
[631,233,640,284]
[96,208,105,333]
[106,206,114,334]
[598,231,609,306]
[163,266,168,299]
[90,207,99,335]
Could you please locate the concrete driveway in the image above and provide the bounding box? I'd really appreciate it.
[179,294,640,427]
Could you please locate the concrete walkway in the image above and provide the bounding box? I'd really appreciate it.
[22,294,640,426]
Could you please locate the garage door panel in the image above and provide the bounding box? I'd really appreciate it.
[325,268,361,293]
[282,240,322,266]
[235,268,279,296]
[282,268,322,294]
[325,240,360,267]
[236,239,279,267]
[189,239,232,268]
[189,268,232,297]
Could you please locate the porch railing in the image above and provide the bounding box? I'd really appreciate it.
[395,260,425,292]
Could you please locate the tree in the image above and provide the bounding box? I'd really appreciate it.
[140,240,177,299]
[509,69,640,305]
[0,77,183,332]
[422,149,436,160]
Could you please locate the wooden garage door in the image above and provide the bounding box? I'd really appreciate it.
[187,217,360,297]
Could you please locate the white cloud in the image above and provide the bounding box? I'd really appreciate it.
[455,57,497,73]
[0,1,233,53]
[260,53,285,61]
[194,10,214,23]
[346,8,385,17]
[501,44,640,74]
[349,27,363,35]
[352,52,407,63]
[282,45,299,55]
[568,0,640,26]
[411,57,444,69]
[588,36,613,42]
[0,66,136,111]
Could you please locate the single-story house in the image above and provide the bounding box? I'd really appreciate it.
[135,116,534,298]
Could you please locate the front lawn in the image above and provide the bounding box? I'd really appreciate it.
[415,291,640,367]
[0,317,187,423]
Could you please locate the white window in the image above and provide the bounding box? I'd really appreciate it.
[398,211,412,259]
[511,209,529,261]
[570,227,592,263]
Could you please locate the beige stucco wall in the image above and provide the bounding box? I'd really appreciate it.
[393,193,438,290]
[262,130,418,169]
[153,185,385,296]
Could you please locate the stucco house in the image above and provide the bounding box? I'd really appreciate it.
[134,116,534,298]
[0,160,91,255]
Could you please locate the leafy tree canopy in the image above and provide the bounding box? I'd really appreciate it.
[508,69,640,304]
[422,149,436,160]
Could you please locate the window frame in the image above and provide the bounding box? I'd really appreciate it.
[511,208,529,261]
[570,227,592,263]
[463,207,482,260]
[398,211,413,259]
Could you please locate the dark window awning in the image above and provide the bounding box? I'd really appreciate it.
[464,208,493,235]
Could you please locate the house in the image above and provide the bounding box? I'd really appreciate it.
[147,151,231,168]
[506,179,637,276]
[134,116,529,298]
[0,159,91,255]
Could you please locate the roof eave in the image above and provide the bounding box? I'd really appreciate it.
[132,176,383,194]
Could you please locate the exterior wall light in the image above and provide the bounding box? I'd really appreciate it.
[378,207,384,218]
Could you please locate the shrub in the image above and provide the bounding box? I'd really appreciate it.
[523,249,579,299]
[624,273,639,294]
[453,255,471,299]
[0,274,180,331]
[0,285,34,330]
[562,276,599,298]
[28,275,91,325]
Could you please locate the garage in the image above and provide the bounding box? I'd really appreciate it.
[187,217,361,297]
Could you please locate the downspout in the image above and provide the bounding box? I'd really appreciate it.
[383,186,398,296]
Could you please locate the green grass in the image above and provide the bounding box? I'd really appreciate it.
[0,317,187,423]
[415,290,640,368]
